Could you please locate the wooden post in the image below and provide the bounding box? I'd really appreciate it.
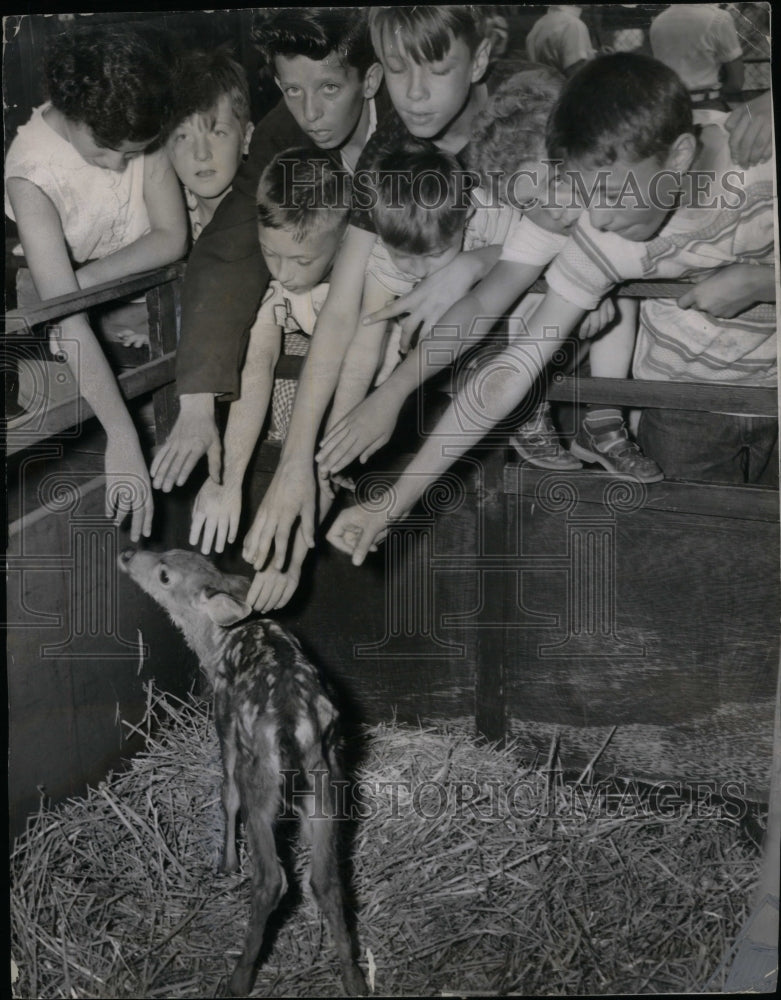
[146,277,181,445]
[474,447,508,745]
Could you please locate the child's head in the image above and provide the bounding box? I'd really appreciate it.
[256,148,351,293]
[546,53,696,241]
[165,47,252,204]
[45,24,172,171]
[368,6,492,141]
[253,8,381,151]
[468,67,564,210]
[366,137,472,281]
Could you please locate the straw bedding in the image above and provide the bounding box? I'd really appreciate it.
[11,686,762,998]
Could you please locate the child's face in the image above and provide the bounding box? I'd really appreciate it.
[166,95,250,201]
[274,52,368,150]
[543,172,585,234]
[377,30,487,141]
[259,222,343,294]
[564,152,681,242]
[68,121,148,172]
[386,237,462,282]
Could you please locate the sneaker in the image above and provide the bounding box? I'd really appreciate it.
[510,402,583,471]
[570,417,664,483]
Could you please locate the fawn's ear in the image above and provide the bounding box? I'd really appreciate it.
[199,588,251,626]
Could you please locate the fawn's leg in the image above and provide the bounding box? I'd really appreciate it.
[300,765,367,997]
[219,726,241,874]
[229,808,287,997]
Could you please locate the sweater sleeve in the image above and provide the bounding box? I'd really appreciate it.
[174,102,308,400]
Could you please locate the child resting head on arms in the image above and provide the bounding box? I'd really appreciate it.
[322,132,517,474]
[165,46,253,242]
[467,66,660,481]
[5,22,188,541]
[189,148,351,611]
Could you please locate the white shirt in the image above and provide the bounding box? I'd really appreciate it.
[5,104,150,263]
[525,7,595,74]
[649,4,743,92]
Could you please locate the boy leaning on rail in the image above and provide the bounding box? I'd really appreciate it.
[327,52,777,564]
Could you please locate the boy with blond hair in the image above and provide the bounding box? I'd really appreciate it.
[190,149,351,610]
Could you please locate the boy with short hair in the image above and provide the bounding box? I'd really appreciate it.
[165,47,254,241]
[189,149,350,610]
[327,136,517,439]
[151,7,382,492]
[243,6,502,591]
[327,52,776,563]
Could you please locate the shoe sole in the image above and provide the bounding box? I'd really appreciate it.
[569,441,664,483]
[510,438,583,471]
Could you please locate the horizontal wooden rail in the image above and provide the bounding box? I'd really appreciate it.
[546,374,777,416]
[5,263,186,334]
[6,266,775,456]
[504,464,780,523]
[5,262,184,453]
[528,277,697,299]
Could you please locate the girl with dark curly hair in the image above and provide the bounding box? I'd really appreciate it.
[5,22,188,541]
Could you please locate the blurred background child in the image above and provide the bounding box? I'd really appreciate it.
[650,2,744,110]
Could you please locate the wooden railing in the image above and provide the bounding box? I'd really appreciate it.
[5,263,185,457]
[5,269,777,498]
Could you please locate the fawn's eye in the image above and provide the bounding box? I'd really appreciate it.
[159,567,170,585]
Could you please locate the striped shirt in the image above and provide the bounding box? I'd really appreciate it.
[545,118,776,386]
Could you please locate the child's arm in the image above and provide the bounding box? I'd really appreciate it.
[586,297,638,378]
[317,259,544,475]
[242,223,377,572]
[725,91,773,167]
[7,176,153,541]
[327,288,587,565]
[190,303,282,555]
[357,244,504,350]
[677,263,776,317]
[73,149,188,287]
[327,272,397,432]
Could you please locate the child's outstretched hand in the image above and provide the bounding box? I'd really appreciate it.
[317,381,403,475]
[246,564,300,612]
[326,503,389,566]
[189,478,241,555]
[242,459,316,571]
[151,393,222,492]
[361,250,490,351]
[104,434,154,543]
[245,522,311,611]
[677,263,775,319]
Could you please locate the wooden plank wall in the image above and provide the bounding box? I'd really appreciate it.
[480,466,780,801]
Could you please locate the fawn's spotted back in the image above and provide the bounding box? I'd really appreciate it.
[119,548,367,997]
